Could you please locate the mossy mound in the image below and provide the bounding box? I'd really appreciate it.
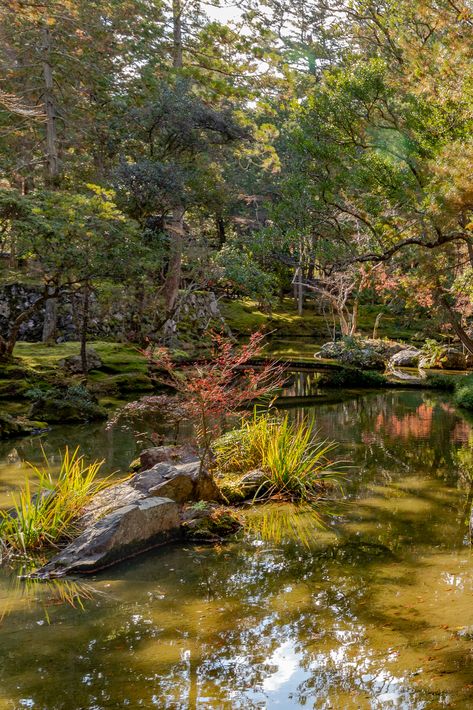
[318,367,388,388]
[0,412,48,439]
[28,385,107,423]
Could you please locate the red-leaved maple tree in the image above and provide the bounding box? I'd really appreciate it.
[146,331,287,464]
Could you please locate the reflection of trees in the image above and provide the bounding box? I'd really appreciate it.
[1,529,472,708]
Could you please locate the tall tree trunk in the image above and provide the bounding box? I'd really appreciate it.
[0,289,57,360]
[440,295,473,354]
[80,282,90,375]
[163,0,185,316]
[216,214,226,246]
[164,207,185,313]
[41,26,59,183]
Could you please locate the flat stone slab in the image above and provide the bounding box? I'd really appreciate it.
[35,497,180,577]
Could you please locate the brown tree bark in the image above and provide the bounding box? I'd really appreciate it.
[41,25,59,183]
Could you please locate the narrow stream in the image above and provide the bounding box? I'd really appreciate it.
[1,389,473,708]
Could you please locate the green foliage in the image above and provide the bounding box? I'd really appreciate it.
[424,374,458,392]
[454,375,473,411]
[0,447,112,553]
[214,244,277,303]
[318,368,388,388]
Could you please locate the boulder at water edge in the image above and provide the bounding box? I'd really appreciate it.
[36,497,180,576]
[32,456,226,577]
[389,348,421,368]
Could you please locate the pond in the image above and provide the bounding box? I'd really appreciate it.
[1,389,473,708]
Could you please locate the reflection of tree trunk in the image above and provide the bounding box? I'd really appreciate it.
[80,282,90,375]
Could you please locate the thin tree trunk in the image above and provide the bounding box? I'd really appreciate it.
[80,282,90,375]
[440,295,473,354]
[163,0,185,316]
[1,289,58,359]
[164,207,185,313]
[42,286,58,343]
[41,26,59,183]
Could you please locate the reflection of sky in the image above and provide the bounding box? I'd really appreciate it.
[262,640,299,692]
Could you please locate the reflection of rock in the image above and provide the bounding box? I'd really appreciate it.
[59,347,103,373]
[419,347,467,371]
[0,412,48,440]
[33,453,227,577]
[389,349,421,368]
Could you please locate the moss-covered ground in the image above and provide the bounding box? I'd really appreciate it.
[221,298,431,343]
[0,342,152,408]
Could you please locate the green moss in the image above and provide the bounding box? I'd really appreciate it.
[88,371,153,395]
[222,298,430,342]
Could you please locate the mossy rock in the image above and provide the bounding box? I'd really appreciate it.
[88,371,153,396]
[30,397,107,423]
[0,412,48,439]
[181,504,242,541]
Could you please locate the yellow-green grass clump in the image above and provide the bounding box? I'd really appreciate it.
[213,411,344,506]
[0,447,114,553]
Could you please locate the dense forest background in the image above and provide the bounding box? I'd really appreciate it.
[2,0,473,357]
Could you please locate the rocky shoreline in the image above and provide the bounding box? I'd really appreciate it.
[32,446,240,579]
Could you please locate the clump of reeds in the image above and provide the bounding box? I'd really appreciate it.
[0,446,112,553]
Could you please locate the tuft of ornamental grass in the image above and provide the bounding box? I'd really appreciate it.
[0,446,113,553]
[213,411,345,505]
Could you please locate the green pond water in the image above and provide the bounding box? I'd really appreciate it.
[2,389,473,708]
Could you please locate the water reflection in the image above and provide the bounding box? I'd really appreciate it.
[0,391,473,707]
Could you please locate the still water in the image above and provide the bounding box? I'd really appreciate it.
[1,390,473,709]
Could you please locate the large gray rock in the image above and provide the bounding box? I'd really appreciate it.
[35,497,180,577]
[139,445,198,470]
[136,461,223,503]
[59,347,103,373]
[31,455,225,578]
[389,348,421,368]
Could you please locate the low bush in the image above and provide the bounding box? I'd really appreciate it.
[454,375,473,410]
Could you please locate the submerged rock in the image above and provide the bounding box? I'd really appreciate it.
[0,412,48,439]
[181,503,242,541]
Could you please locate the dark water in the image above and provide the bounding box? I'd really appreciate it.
[1,390,473,708]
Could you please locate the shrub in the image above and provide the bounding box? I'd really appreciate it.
[318,367,388,388]
[0,447,113,553]
[424,373,458,391]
